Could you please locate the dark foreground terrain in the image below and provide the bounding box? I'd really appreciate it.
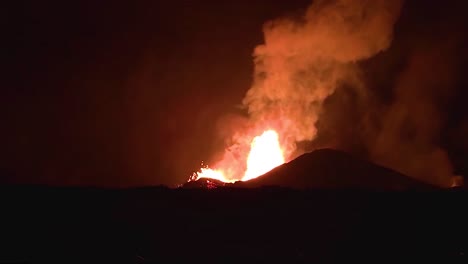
[1,185,467,263]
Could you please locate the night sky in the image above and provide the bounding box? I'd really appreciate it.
[2,0,468,187]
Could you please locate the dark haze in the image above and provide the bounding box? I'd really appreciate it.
[313,0,468,186]
[2,0,467,187]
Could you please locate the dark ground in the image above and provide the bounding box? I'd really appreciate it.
[1,185,467,263]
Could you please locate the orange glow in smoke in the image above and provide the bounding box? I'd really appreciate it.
[192,130,285,183]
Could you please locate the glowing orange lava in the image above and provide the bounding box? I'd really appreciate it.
[191,130,285,183]
[243,130,285,181]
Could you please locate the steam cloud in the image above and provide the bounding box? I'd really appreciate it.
[215,0,462,186]
[211,0,403,181]
[365,35,463,187]
[243,0,403,157]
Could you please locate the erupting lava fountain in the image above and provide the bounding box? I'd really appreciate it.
[190,129,285,183]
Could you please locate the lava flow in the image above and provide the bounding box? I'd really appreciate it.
[191,129,285,183]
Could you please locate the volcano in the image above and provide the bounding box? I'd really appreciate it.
[185,148,435,190]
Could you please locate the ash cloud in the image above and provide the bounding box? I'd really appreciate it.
[364,34,465,187]
[309,1,468,186]
[213,0,465,186]
[242,0,403,158]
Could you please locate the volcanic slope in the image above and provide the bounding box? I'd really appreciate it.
[183,148,435,190]
[235,148,435,190]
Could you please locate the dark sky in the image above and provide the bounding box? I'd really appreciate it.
[2,0,467,187]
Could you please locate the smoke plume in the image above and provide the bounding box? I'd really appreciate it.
[206,0,404,181]
[365,36,463,187]
[307,1,467,187]
[242,0,403,158]
[201,0,466,186]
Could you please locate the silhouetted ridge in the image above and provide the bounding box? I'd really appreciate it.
[236,148,435,190]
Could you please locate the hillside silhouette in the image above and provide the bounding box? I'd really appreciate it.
[238,148,435,190]
[1,149,465,263]
[1,184,465,263]
[185,148,435,190]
